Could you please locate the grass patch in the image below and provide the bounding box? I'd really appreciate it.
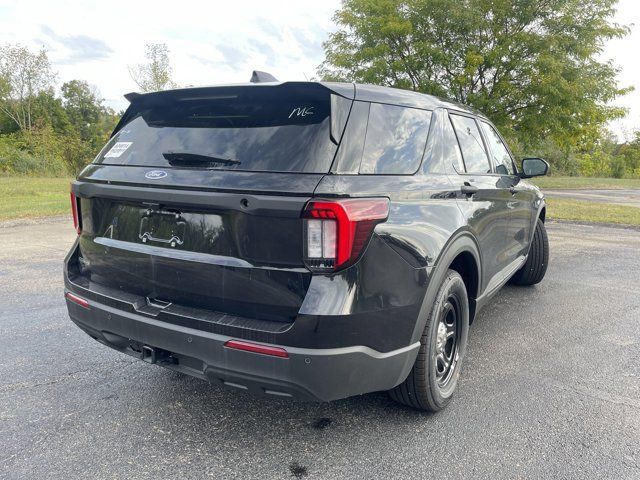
[0,176,72,221]
[546,198,640,226]
[531,176,640,190]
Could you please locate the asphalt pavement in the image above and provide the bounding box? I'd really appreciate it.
[543,188,640,207]
[1,218,639,479]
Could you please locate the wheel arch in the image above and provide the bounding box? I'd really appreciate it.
[448,250,480,322]
[410,231,482,344]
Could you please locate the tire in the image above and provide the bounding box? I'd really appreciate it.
[509,218,549,286]
[389,269,469,412]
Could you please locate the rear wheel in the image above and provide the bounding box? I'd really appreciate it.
[389,269,469,411]
[509,218,549,286]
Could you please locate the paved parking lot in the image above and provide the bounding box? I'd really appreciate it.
[544,188,640,207]
[1,218,639,479]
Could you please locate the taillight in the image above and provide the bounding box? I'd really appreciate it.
[70,190,81,235]
[302,198,389,272]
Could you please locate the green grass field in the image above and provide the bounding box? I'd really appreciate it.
[531,176,640,190]
[0,177,72,221]
[1,176,639,226]
[545,198,640,226]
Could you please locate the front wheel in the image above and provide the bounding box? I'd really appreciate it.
[509,218,549,286]
[389,269,469,411]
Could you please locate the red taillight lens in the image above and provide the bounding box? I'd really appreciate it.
[70,190,81,235]
[302,198,389,271]
[65,291,90,309]
[224,340,289,358]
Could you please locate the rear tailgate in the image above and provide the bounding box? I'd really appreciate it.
[73,172,319,322]
[70,82,352,323]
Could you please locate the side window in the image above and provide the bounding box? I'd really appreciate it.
[449,114,491,174]
[359,103,432,174]
[480,121,515,175]
[443,114,465,173]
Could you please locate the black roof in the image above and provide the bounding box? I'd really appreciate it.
[124,81,484,118]
[322,82,483,117]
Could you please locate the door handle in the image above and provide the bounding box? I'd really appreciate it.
[461,183,479,196]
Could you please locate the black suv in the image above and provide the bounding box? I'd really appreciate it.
[64,80,549,411]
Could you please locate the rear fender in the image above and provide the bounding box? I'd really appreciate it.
[409,231,481,345]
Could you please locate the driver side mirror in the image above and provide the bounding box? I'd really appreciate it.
[520,157,549,178]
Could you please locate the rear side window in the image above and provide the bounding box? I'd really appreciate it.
[359,104,432,174]
[450,114,491,174]
[480,121,515,175]
[95,85,344,173]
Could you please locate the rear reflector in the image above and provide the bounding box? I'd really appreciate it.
[70,190,81,235]
[65,292,90,309]
[302,198,389,271]
[224,340,289,358]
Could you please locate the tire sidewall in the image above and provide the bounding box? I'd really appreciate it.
[426,272,469,408]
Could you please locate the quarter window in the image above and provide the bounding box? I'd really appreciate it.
[480,121,515,175]
[359,103,432,174]
[449,114,491,174]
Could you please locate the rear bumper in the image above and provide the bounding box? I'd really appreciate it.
[65,295,419,402]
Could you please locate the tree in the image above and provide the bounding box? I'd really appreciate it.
[617,130,640,175]
[0,44,55,131]
[31,88,71,134]
[128,43,177,92]
[62,80,104,144]
[60,80,119,173]
[319,0,631,153]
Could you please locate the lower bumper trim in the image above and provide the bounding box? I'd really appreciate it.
[66,293,420,402]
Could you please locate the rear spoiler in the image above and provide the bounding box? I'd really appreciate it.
[111,81,356,138]
[124,92,142,103]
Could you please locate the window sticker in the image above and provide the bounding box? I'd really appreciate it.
[104,142,132,158]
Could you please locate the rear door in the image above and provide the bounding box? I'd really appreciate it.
[72,83,351,323]
[479,120,535,262]
[446,112,513,294]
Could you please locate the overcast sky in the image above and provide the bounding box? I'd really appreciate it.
[0,0,638,139]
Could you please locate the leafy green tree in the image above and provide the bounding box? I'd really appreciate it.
[0,44,55,131]
[62,80,104,144]
[128,43,177,92]
[319,0,631,154]
[31,88,72,134]
[60,80,119,173]
[617,131,640,176]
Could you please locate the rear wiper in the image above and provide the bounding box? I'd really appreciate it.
[162,152,241,166]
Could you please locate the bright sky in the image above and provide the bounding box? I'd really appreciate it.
[0,0,638,139]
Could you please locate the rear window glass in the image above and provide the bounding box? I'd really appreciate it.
[359,103,432,174]
[450,114,491,174]
[95,86,343,173]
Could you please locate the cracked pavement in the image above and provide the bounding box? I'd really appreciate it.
[1,218,639,479]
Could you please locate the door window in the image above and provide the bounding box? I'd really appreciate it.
[443,114,465,173]
[480,121,515,175]
[449,114,491,174]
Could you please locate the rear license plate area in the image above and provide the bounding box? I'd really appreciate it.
[139,209,186,248]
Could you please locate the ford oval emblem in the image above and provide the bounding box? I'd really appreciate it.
[145,170,167,180]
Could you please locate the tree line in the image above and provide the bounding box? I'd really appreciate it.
[0,43,175,176]
[2,1,640,179]
[319,0,640,178]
